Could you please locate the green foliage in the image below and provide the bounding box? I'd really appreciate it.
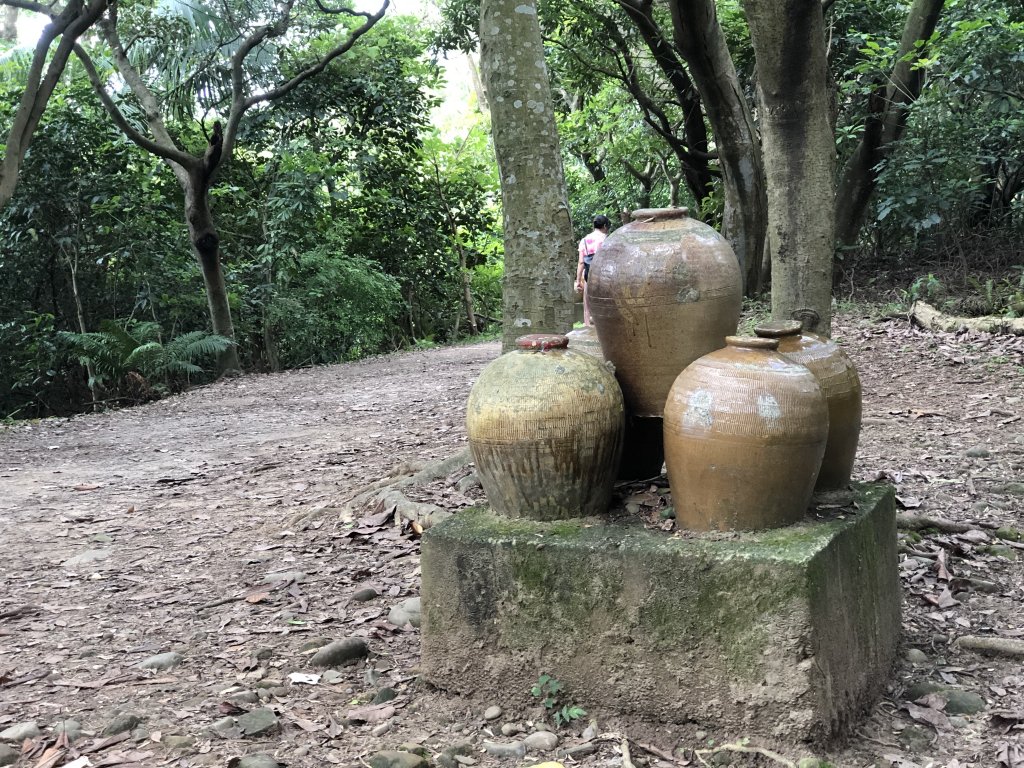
[0,313,74,420]
[58,320,232,395]
[530,673,586,728]
[906,273,945,304]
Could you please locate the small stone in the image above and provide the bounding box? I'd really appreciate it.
[309,638,369,668]
[0,721,39,742]
[500,723,521,737]
[483,740,526,759]
[905,648,928,664]
[388,597,422,628]
[694,730,708,741]
[353,587,379,602]
[254,647,274,660]
[456,473,480,493]
[63,549,111,567]
[372,687,398,704]
[453,756,477,766]
[210,717,242,739]
[483,706,502,722]
[966,445,990,458]
[237,708,279,737]
[949,716,969,729]
[262,570,306,584]
[295,747,310,757]
[299,637,330,652]
[136,651,183,671]
[0,745,18,767]
[53,719,82,741]
[257,689,271,702]
[322,670,344,684]
[523,731,559,751]
[944,690,986,715]
[898,724,932,752]
[368,750,427,768]
[237,755,282,768]
[557,743,598,759]
[580,722,598,741]
[103,713,143,737]
[437,742,476,768]
[230,691,260,705]
[659,507,675,520]
[371,722,392,737]
[163,735,196,750]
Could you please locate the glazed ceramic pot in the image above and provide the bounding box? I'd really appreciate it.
[566,326,605,362]
[588,207,742,417]
[567,327,664,480]
[754,320,862,491]
[466,334,624,520]
[663,336,828,531]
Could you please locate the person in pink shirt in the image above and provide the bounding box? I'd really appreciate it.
[575,214,611,326]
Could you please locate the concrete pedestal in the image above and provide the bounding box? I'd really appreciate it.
[420,483,900,744]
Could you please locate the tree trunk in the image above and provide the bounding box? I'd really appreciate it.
[184,169,240,371]
[834,0,944,248]
[1,6,18,42]
[741,0,835,334]
[671,0,767,296]
[479,0,576,351]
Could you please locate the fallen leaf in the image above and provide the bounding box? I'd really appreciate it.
[287,672,320,685]
[344,703,395,723]
[896,495,923,509]
[904,701,951,731]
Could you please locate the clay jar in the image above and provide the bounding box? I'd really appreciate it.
[466,334,624,520]
[588,207,742,417]
[663,336,828,531]
[755,320,862,491]
[567,326,665,480]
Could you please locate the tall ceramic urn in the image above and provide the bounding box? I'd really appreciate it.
[466,334,624,520]
[754,320,862,491]
[663,336,829,531]
[588,207,743,417]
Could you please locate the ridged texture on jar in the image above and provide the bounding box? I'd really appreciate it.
[755,324,862,491]
[663,337,828,531]
[466,346,624,520]
[588,208,742,418]
[566,326,606,362]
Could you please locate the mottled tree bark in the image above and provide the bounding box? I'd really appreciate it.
[479,0,576,351]
[671,0,767,295]
[834,0,944,249]
[741,0,835,334]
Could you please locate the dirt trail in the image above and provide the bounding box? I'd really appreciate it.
[1,316,1023,768]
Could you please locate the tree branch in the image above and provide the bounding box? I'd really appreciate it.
[72,43,196,171]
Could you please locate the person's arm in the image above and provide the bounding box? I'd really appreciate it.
[575,245,585,288]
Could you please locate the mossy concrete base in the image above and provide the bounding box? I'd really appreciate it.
[420,483,900,744]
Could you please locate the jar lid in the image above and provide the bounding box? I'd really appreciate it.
[630,207,689,221]
[516,334,569,351]
[753,320,803,338]
[725,335,779,351]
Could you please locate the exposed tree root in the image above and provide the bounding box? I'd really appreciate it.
[911,300,1024,336]
[897,512,976,534]
[955,635,1024,659]
[694,741,796,767]
[343,448,472,530]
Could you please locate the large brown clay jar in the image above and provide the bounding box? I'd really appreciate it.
[466,334,624,520]
[755,320,862,491]
[663,337,828,530]
[567,326,664,480]
[588,207,742,417]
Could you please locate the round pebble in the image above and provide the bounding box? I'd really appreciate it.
[483,706,502,721]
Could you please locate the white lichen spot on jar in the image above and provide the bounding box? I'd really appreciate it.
[684,389,714,429]
[757,393,782,421]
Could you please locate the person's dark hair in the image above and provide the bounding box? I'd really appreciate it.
[593,214,611,230]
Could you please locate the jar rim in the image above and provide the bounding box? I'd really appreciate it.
[753,320,803,338]
[630,207,690,222]
[516,334,569,351]
[725,335,779,351]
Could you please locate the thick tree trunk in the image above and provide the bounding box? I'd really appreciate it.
[834,0,944,248]
[742,0,835,334]
[479,0,576,351]
[671,0,767,295]
[185,170,240,372]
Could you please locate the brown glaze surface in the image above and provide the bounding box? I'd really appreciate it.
[588,207,742,417]
[755,320,863,490]
[663,336,828,531]
[466,336,624,520]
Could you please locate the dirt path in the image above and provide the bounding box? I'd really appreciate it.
[1,315,1023,768]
